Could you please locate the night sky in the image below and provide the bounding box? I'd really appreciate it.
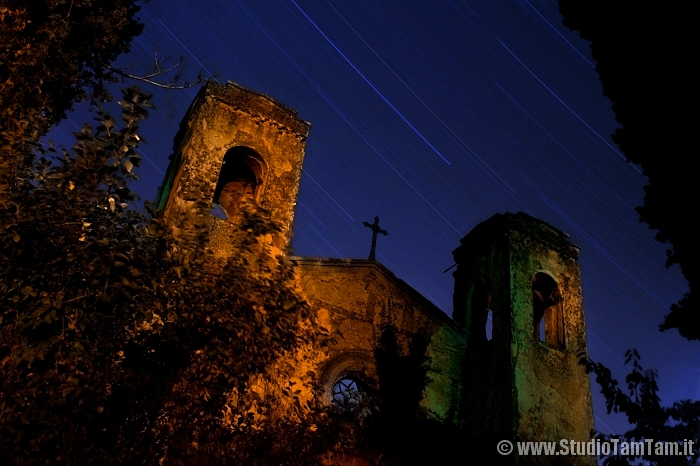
[51,0,697,435]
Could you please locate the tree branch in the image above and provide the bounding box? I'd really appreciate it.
[105,64,212,90]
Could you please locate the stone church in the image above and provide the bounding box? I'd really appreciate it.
[154,81,595,465]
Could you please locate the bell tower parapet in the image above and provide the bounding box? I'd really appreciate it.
[155,81,311,255]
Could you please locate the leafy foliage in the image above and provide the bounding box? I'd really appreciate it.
[582,350,700,465]
[0,86,334,465]
[349,302,463,465]
[0,86,156,464]
[0,0,144,198]
[558,0,699,339]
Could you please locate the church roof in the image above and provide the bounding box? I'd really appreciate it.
[290,256,465,336]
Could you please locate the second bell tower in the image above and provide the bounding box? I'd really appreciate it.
[453,212,595,465]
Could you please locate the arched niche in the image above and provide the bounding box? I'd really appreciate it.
[470,276,493,345]
[212,146,266,220]
[532,272,564,349]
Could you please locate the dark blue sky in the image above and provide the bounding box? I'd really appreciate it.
[53,0,696,434]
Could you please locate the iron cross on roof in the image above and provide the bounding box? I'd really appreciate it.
[362,216,388,261]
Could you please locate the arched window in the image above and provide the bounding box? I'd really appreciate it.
[470,276,493,345]
[212,147,265,220]
[486,309,493,342]
[332,376,369,418]
[532,272,564,349]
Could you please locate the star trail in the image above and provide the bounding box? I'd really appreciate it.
[49,0,696,435]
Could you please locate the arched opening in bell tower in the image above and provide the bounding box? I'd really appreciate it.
[470,276,493,345]
[212,146,266,221]
[532,272,564,349]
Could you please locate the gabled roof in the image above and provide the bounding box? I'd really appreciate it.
[290,256,465,336]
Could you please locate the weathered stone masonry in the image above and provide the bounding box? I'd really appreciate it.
[156,81,596,465]
[453,212,594,466]
[155,81,311,256]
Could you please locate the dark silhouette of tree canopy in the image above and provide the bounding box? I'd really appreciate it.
[559,5,700,462]
[559,0,699,340]
[582,350,700,465]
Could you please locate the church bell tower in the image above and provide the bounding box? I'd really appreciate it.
[155,81,311,255]
[453,212,595,465]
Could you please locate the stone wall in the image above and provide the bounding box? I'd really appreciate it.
[292,257,465,420]
[154,81,597,464]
